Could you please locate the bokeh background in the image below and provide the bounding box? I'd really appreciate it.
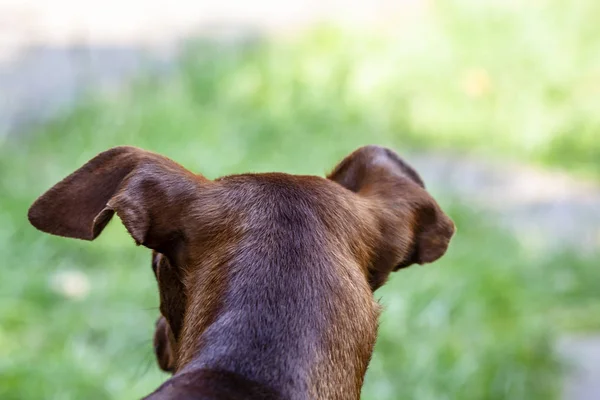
[1,1,600,399]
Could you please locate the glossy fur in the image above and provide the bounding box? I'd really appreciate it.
[28,145,455,399]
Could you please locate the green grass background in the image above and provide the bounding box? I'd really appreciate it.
[1,1,600,399]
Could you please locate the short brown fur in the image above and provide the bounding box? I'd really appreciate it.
[28,145,455,399]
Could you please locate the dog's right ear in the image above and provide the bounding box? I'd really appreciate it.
[28,146,204,252]
[328,146,455,290]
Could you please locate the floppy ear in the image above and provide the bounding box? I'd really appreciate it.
[28,146,202,251]
[328,145,455,290]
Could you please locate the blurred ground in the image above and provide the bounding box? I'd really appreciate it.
[412,153,600,400]
[1,1,599,399]
[0,0,426,136]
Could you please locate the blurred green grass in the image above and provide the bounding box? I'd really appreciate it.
[2,1,600,399]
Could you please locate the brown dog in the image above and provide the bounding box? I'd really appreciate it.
[28,145,455,400]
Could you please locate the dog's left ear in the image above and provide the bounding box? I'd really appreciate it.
[328,146,455,290]
[27,146,204,253]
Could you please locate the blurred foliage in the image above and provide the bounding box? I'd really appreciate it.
[1,0,600,399]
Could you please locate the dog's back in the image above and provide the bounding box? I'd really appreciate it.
[146,369,282,400]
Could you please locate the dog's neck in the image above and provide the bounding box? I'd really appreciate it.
[148,178,383,399]
[176,253,379,399]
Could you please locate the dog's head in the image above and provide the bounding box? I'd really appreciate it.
[28,145,454,378]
